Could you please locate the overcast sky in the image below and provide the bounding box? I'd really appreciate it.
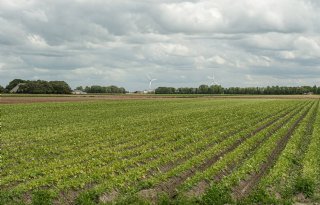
[1,0,320,90]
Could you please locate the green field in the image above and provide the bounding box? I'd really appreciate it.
[1,98,320,204]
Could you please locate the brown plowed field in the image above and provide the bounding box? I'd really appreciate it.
[1,94,319,104]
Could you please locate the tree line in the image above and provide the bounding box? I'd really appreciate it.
[0,79,127,94]
[75,85,126,93]
[155,85,320,95]
[1,79,72,94]
[1,79,319,95]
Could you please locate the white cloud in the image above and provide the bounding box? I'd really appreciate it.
[0,0,320,90]
[23,10,48,22]
[209,56,226,65]
[279,51,295,60]
[158,2,224,32]
[294,36,320,57]
[27,34,48,47]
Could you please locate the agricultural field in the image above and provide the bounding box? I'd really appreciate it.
[1,97,320,204]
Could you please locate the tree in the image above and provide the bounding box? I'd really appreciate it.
[84,85,127,93]
[18,80,53,94]
[155,87,176,94]
[6,79,72,94]
[5,79,26,91]
[210,85,224,94]
[76,86,84,91]
[312,85,317,94]
[155,85,317,95]
[0,85,5,93]
[50,81,72,94]
[198,85,209,94]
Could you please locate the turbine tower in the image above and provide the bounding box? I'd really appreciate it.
[208,72,219,86]
[147,74,157,90]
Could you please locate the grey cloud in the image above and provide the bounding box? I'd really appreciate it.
[1,0,320,90]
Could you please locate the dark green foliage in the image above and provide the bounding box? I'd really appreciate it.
[49,81,72,94]
[5,79,72,94]
[240,188,278,205]
[294,177,315,198]
[114,195,149,205]
[75,192,98,205]
[0,192,24,205]
[176,87,198,94]
[76,86,84,91]
[84,85,126,93]
[155,85,320,95]
[5,79,26,91]
[18,81,53,94]
[225,86,318,95]
[0,85,5,93]
[31,190,53,205]
[208,85,224,94]
[155,87,176,94]
[158,194,197,205]
[198,85,209,94]
[136,181,153,190]
[201,185,232,205]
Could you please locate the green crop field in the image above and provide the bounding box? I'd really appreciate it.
[1,98,320,204]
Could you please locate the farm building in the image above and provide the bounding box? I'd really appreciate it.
[10,83,26,93]
[72,90,87,95]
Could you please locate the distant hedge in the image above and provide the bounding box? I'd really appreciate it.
[80,85,126,94]
[156,85,320,95]
[5,79,72,94]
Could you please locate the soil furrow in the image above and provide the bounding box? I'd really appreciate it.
[144,102,305,178]
[138,102,308,199]
[186,102,311,197]
[233,103,313,199]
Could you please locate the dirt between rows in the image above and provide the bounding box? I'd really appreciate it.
[137,102,302,201]
[233,103,312,199]
[187,102,309,197]
[0,95,174,104]
[1,94,319,104]
[144,102,304,179]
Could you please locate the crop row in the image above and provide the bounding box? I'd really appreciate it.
[1,99,316,204]
[1,100,289,192]
[180,100,314,197]
[215,101,315,200]
[134,101,312,198]
[255,100,319,201]
[88,101,310,201]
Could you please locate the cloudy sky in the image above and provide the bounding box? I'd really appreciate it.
[1,0,320,90]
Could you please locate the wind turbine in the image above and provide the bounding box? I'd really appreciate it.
[207,72,219,86]
[147,74,157,90]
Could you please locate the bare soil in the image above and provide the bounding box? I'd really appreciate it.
[233,104,312,199]
[99,190,119,204]
[187,102,308,197]
[1,94,319,104]
[0,95,170,104]
[138,105,296,200]
[144,102,301,179]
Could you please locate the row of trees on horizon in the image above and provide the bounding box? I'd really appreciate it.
[1,79,72,94]
[1,79,320,95]
[0,79,127,94]
[75,85,126,94]
[155,84,320,95]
